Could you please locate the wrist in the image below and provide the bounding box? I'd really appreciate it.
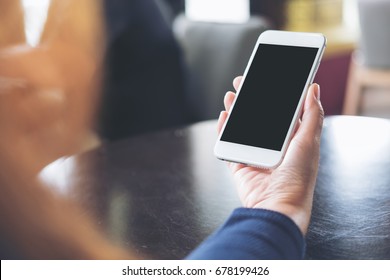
[252,200,312,235]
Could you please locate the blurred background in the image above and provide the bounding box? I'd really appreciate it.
[3,0,390,261]
[15,0,390,133]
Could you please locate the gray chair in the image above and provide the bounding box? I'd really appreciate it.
[358,0,390,68]
[343,0,390,115]
[173,15,270,121]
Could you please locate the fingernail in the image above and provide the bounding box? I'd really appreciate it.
[313,84,320,101]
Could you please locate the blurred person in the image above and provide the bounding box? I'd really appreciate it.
[95,0,192,141]
[0,0,324,259]
[0,0,129,259]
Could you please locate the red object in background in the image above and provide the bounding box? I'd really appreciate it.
[314,52,352,115]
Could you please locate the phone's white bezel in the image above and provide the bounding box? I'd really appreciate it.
[214,30,326,169]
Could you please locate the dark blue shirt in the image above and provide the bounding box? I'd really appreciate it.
[99,0,191,140]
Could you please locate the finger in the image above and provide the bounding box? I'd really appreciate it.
[295,84,324,145]
[291,118,302,138]
[223,91,235,112]
[217,111,228,134]
[281,84,324,192]
[233,76,242,91]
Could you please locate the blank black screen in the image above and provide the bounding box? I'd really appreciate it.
[221,44,318,151]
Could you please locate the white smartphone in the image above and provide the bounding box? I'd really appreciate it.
[214,30,326,169]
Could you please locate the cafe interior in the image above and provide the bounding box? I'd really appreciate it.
[1,0,390,260]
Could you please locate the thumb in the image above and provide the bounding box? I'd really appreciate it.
[295,84,324,145]
[283,83,324,168]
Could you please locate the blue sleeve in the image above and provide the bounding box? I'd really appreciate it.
[186,208,305,260]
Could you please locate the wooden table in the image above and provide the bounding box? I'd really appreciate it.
[38,116,390,259]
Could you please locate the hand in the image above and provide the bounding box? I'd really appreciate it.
[0,45,128,260]
[0,0,103,176]
[0,43,97,175]
[217,77,324,234]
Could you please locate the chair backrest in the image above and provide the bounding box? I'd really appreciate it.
[173,15,270,121]
[358,0,390,68]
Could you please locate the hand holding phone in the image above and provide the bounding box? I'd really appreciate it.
[215,30,326,169]
[217,77,324,234]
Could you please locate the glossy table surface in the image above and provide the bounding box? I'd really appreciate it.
[40,116,390,259]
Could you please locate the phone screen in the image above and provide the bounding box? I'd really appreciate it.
[220,44,319,151]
